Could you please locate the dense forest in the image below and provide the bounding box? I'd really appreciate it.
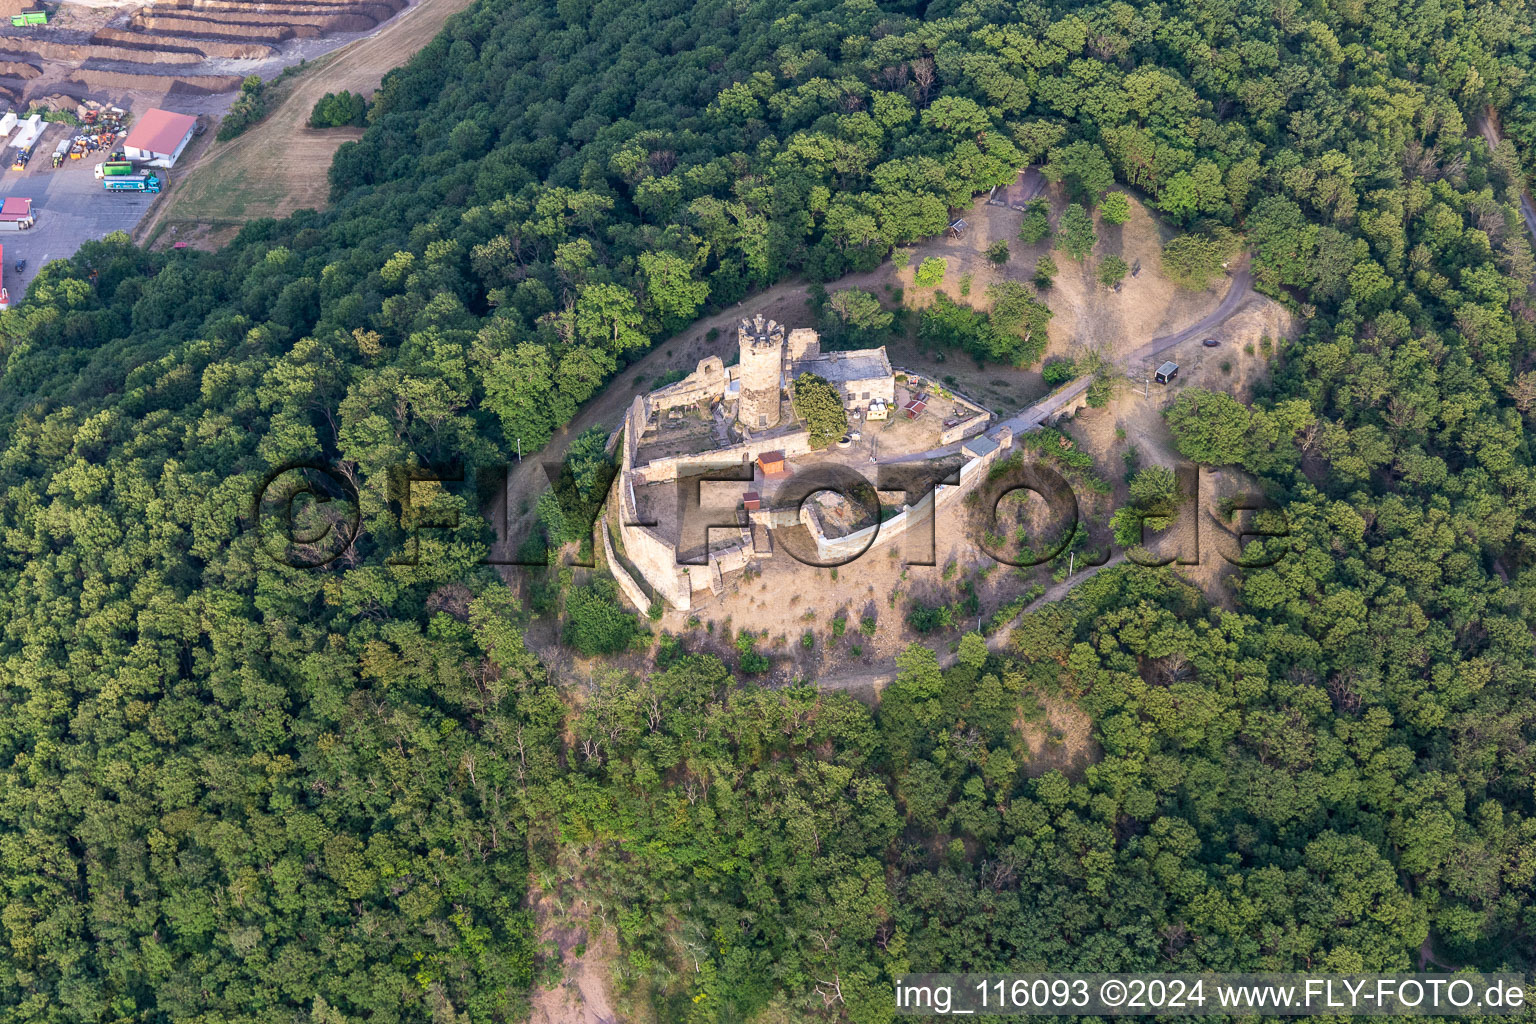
[2,0,1536,1019]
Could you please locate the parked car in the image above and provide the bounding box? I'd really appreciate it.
[1202,337,1220,347]
[14,259,25,272]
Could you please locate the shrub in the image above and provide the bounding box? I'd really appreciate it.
[907,601,954,633]
[309,89,369,128]
[985,240,1010,264]
[1097,254,1129,287]
[1041,357,1078,386]
[1100,191,1132,224]
[1163,227,1238,290]
[1056,203,1097,261]
[217,76,268,141]
[564,579,641,655]
[792,372,848,447]
[914,256,947,287]
[1017,198,1051,244]
[1033,254,1058,288]
[736,631,769,674]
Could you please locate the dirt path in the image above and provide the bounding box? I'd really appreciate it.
[881,263,1256,465]
[491,274,876,551]
[140,0,477,236]
[807,550,1131,692]
[1478,109,1536,266]
[1127,261,1254,366]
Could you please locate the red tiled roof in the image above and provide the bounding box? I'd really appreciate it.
[124,109,196,155]
[0,197,31,218]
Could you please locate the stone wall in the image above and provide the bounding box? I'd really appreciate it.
[804,425,1014,563]
[788,328,820,361]
[633,428,814,485]
[599,507,653,613]
[939,408,992,445]
[615,395,695,610]
[649,355,727,414]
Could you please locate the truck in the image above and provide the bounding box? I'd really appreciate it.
[50,137,70,168]
[104,173,161,193]
[10,9,47,26]
[93,160,134,180]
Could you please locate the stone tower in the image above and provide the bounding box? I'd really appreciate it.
[736,313,784,429]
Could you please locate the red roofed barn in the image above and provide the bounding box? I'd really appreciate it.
[123,109,197,168]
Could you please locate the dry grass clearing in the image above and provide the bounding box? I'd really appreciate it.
[143,0,476,236]
[1019,696,1099,780]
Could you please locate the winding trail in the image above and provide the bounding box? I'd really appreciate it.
[1477,109,1536,267]
[489,277,833,553]
[808,551,1131,695]
[493,222,1262,685]
[881,262,1256,465]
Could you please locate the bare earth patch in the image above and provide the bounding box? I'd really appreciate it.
[528,894,620,1024]
[1019,696,1099,780]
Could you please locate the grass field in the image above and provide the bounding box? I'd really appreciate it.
[142,0,478,242]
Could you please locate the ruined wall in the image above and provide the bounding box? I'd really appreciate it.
[787,327,820,362]
[632,429,813,485]
[649,355,726,414]
[939,409,991,445]
[615,395,694,611]
[600,508,653,614]
[806,426,1015,563]
[1044,389,1091,424]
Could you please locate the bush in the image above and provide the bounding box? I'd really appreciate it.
[907,601,955,634]
[736,631,770,673]
[1163,228,1238,289]
[1100,191,1132,224]
[217,76,268,141]
[985,240,1010,264]
[792,372,848,447]
[1056,203,1097,261]
[1041,357,1079,386]
[913,256,947,287]
[1097,254,1129,287]
[1033,254,1058,288]
[919,291,1048,368]
[310,90,369,128]
[564,579,641,655]
[1017,198,1051,244]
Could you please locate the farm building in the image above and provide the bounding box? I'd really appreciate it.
[123,109,197,168]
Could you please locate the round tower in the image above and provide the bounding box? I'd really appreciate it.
[736,314,785,429]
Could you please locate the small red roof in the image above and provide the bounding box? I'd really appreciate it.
[0,197,31,218]
[124,109,196,155]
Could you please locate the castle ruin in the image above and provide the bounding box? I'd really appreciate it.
[596,315,1004,612]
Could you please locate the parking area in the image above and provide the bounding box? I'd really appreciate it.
[0,122,161,300]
